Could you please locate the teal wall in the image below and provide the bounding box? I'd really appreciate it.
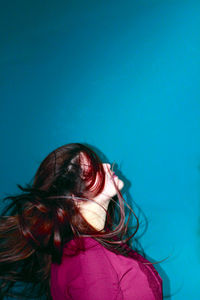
[1,1,200,298]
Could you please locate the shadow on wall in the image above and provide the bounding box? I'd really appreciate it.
[88,143,172,299]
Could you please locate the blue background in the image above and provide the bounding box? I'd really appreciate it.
[0,0,200,299]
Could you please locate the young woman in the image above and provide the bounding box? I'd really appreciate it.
[0,143,162,299]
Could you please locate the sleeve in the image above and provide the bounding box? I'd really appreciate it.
[65,246,123,300]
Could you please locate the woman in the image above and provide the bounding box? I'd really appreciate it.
[0,143,162,299]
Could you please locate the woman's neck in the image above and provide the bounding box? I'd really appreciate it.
[78,199,110,231]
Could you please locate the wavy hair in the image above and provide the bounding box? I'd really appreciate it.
[0,143,139,299]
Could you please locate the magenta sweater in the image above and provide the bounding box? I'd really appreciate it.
[51,237,162,300]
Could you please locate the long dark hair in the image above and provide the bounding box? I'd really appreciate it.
[0,143,139,299]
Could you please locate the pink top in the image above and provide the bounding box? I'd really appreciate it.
[50,237,162,300]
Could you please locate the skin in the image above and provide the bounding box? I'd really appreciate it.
[78,162,124,231]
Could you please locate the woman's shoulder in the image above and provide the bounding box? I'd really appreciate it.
[51,237,162,300]
[53,236,162,282]
[51,236,127,300]
[51,237,121,297]
[51,237,116,278]
[61,237,161,284]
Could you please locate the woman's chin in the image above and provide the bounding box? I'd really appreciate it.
[118,180,124,190]
[114,178,124,191]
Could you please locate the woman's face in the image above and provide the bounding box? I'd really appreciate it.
[79,153,124,203]
[94,163,124,203]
